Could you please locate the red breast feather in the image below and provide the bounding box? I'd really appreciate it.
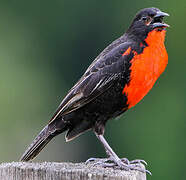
[123,29,168,109]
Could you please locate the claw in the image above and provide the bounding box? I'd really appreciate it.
[85,157,99,164]
[127,164,152,175]
[145,169,152,176]
[124,164,152,175]
[86,157,151,175]
[86,157,111,165]
[129,159,148,166]
[120,158,130,164]
[121,158,147,166]
[97,162,116,168]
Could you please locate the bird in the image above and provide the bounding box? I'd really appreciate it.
[20,7,169,174]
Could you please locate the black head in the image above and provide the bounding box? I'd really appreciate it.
[127,8,169,40]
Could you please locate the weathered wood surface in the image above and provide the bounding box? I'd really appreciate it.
[0,161,146,180]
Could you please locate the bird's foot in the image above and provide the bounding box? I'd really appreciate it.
[121,158,147,165]
[120,158,151,175]
[86,157,151,175]
[85,157,112,165]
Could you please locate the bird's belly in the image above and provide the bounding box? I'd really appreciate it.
[66,80,128,127]
[122,37,168,109]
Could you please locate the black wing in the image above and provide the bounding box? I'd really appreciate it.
[50,42,133,122]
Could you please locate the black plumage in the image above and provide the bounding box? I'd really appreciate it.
[20,8,168,174]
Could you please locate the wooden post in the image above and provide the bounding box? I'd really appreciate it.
[0,161,146,180]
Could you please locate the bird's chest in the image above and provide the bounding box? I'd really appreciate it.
[122,30,168,108]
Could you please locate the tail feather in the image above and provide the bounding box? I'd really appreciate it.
[20,120,67,161]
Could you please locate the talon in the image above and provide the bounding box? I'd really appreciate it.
[121,158,130,164]
[124,164,152,175]
[86,157,112,165]
[129,159,148,166]
[92,160,107,166]
[86,158,117,168]
[86,157,151,174]
[112,159,131,171]
[85,157,99,164]
[101,162,116,168]
[121,158,148,166]
[145,169,152,175]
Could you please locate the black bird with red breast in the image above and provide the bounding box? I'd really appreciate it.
[20,7,169,174]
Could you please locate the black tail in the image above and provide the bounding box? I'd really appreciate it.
[20,120,68,161]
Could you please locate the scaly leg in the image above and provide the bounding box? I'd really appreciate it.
[86,132,151,175]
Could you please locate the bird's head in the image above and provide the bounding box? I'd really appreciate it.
[127,8,169,41]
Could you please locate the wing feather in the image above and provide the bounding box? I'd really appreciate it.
[49,42,132,122]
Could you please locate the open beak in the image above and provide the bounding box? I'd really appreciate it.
[152,10,169,28]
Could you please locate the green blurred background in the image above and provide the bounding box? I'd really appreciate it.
[0,0,185,179]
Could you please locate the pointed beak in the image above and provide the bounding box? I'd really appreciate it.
[152,10,170,28]
[154,11,169,18]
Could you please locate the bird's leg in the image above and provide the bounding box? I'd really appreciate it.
[96,134,147,165]
[92,133,151,174]
[95,133,122,164]
[95,133,132,170]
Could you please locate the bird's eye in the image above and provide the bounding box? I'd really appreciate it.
[141,16,152,25]
[141,16,147,21]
